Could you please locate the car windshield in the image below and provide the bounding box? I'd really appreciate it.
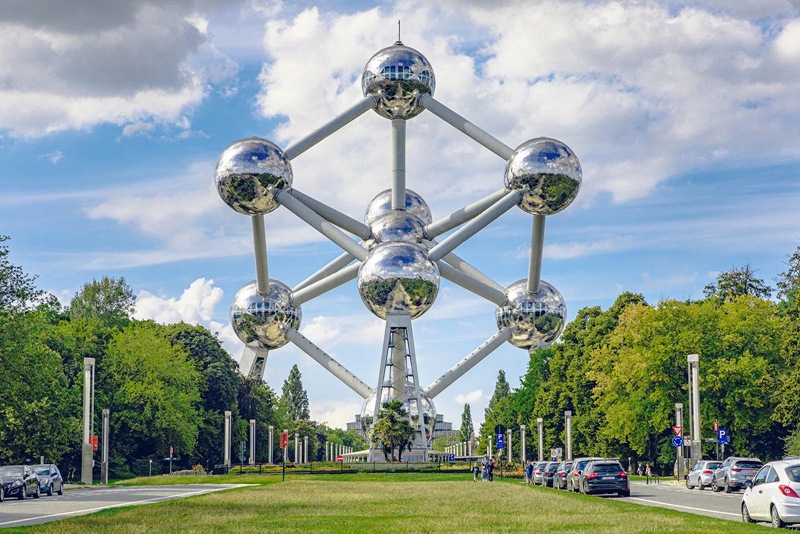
[34,467,50,475]
[546,463,559,470]
[735,461,762,469]
[0,466,23,477]
[593,463,623,474]
[707,462,721,469]
[575,460,591,470]
[785,465,800,482]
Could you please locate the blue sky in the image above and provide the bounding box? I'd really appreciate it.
[2,0,800,432]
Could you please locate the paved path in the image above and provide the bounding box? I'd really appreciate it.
[622,480,743,522]
[0,484,250,528]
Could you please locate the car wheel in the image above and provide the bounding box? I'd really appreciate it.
[619,490,630,497]
[32,486,40,499]
[47,484,53,496]
[724,479,732,493]
[711,478,721,492]
[741,503,755,524]
[18,485,26,500]
[698,483,705,491]
[686,477,693,489]
[0,488,4,502]
[57,483,63,496]
[772,505,786,529]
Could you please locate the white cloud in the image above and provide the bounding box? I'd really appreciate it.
[310,398,363,429]
[455,389,485,405]
[300,314,384,347]
[40,149,63,163]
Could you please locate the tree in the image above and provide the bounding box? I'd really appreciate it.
[459,404,474,443]
[486,369,510,418]
[281,364,310,421]
[703,264,771,301]
[371,399,415,462]
[0,235,47,313]
[776,244,800,301]
[69,276,135,325]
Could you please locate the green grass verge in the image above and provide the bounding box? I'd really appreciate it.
[7,473,763,533]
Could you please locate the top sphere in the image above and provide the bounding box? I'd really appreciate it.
[215,137,293,215]
[362,42,435,120]
[504,138,582,215]
[495,279,566,349]
[364,189,432,227]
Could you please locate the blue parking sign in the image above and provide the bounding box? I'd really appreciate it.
[718,428,728,445]
[497,434,505,449]
[449,454,455,462]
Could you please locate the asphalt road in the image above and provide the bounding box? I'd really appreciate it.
[621,480,743,522]
[0,484,249,528]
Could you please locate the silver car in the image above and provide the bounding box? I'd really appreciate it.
[741,459,800,528]
[685,460,721,490]
[712,456,762,493]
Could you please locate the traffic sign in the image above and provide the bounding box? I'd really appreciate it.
[336,455,343,462]
[449,454,455,462]
[718,428,728,445]
[714,420,719,432]
[496,433,505,449]
[671,426,682,437]
[671,436,684,447]
[494,424,506,435]
[280,432,289,449]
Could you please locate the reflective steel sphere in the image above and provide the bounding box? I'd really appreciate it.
[364,189,432,226]
[215,137,293,215]
[504,138,581,215]
[230,280,301,349]
[496,279,566,349]
[369,211,428,247]
[359,382,437,443]
[362,42,435,120]
[358,242,439,319]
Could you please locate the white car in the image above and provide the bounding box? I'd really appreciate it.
[741,459,800,528]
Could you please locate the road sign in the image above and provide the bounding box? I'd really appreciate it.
[671,425,682,437]
[497,433,505,449]
[90,435,98,451]
[714,420,719,432]
[449,454,455,462]
[494,424,506,435]
[280,432,289,449]
[671,436,684,447]
[718,428,728,445]
[336,455,343,462]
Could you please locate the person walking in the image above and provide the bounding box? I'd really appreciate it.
[472,462,480,482]
[488,458,495,482]
[645,464,652,484]
[481,455,490,482]
[525,460,534,485]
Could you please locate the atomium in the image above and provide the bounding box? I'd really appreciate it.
[495,279,566,349]
[359,382,436,443]
[362,42,435,120]
[368,211,429,247]
[505,137,582,215]
[230,280,301,349]
[364,188,433,226]
[215,137,293,215]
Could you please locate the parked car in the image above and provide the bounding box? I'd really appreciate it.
[685,460,721,490]
[0,465,40,500]
[532,461,548,485]
[568,457,603,492]
[32,464,64,496]
[579,459,630,497]
[741,459,800,528]
[0,474,4,502]
[712,457,762,493]
[542,461,560,487]
[554,461,573,490]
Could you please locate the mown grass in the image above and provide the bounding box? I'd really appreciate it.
[7,474,764,533]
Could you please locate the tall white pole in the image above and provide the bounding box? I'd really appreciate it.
[565,411,572,461]
[269,426,274,464]
[520,424,526,463]
[295,434,299,464]
[488,434,493,458]
[304,436,309,464]
[101,409,109,484]
[688,354,701,465]
[81,357,95,485]
[391,119,406,210]
[537,418,544,462]
[224,411,232,467]
[249,419,256,465]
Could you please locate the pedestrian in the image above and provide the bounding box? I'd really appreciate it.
[637,464,643,477]
[645,464,652,484]
[472,462,479,482]
[525,460,534,484]
[488,458,495,482]
[481,455,489,482]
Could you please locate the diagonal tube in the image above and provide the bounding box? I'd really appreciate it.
[294,251,356,292]
[419,94,514,160]
[284,96,378,160]
[526,214,546,294]
[292,262,360,305]
[442,251,506,294]
[424,328,512,398]
[437,261,506,306]
[275,189,369,261]
[426,188,509,238]
[286,328,372,399]
[287,188,370,239]
[428,189,522,261]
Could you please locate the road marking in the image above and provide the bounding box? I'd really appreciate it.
[628,497,740,517]
[0,485,250,527]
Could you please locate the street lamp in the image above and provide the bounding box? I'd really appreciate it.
[149,459,152,477]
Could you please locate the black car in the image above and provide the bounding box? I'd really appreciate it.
[579,460,630,497]
[542,461,560,487]
[32,464,64,496]
[0,465,40,500]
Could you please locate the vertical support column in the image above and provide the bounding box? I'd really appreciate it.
[537,418,544,462]
[488,434,493,458]
[268,425,274,464]
[391,329,405,399]
[295,434,299,464]
[688,354,701,466]
[565,411,572,461]
[676,403,684,481]
[249,419,256,465]
[304,436,309,464]
[224,411,232,467]
[526,214,546,294]
[520,425,526,464]
[509,432,513,464]
[81,357,95,485]
[391,119,406,210]
[252,215,270,294]
[101,409,109,484]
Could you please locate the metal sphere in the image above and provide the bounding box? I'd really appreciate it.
[495,279,566,349]
[359,382,437,443]
[369,211,428,247]
[364,188,432,226]
[215,137,293,215]
[362,42,435,120]
[357,242,439,320]
[230,280,301,349]
[504,137,582,215]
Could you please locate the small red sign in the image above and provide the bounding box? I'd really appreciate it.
[714,421,719,432]
[280,432,289,449]
[90,435,98,451]
[170,446,174,456]
[337,455,344,463]
[671,426,682,437]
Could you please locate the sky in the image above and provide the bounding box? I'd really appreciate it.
[2,0,800,434]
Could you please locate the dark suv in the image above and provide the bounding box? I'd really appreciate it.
[568,456,603,492]
[0,465,40,500]
[579,459,630,497]
[712,457,762,493]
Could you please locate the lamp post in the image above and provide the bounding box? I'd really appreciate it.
[688,354,701,465]
[520,424,526,464]
[564,411,572,461]
[537,418,544,462]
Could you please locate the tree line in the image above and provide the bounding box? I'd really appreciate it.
[477,252,800,472]
[0,235,365,478]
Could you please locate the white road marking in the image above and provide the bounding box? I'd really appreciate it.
[628,497,740,517]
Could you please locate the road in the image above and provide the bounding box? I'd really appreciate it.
[621,480,743,522]
[0,484,250,528]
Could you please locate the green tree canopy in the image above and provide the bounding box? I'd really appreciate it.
[281,364,310,421]
[372,399,415,462]
[486,369,510,419]
[459,404,474,443]
[0,235,47,313]
[703,264,771,301]
[70,276,135,326]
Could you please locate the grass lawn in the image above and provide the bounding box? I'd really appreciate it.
[8,473,764,533]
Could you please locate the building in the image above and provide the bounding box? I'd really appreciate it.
[347,413,458,441]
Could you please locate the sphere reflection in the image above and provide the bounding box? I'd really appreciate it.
[495,279,566,349]
[369,211,428,247]
[364,188,432,226]
[359,382,436,444]
[215,137,293,215]
[504,138,581,215]
[358,242,439,319]
[230,280,301,349]
[362,42,435,120]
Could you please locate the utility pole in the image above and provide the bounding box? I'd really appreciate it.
[520,424,526,464]
[81,357,95,485]
[249,420,256,465]
[537,418,544,462]
[223,411,232,468]
[688,354,701,465]
[676,403,684,481]
[564,411,572,461]
[101,409,110,484]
